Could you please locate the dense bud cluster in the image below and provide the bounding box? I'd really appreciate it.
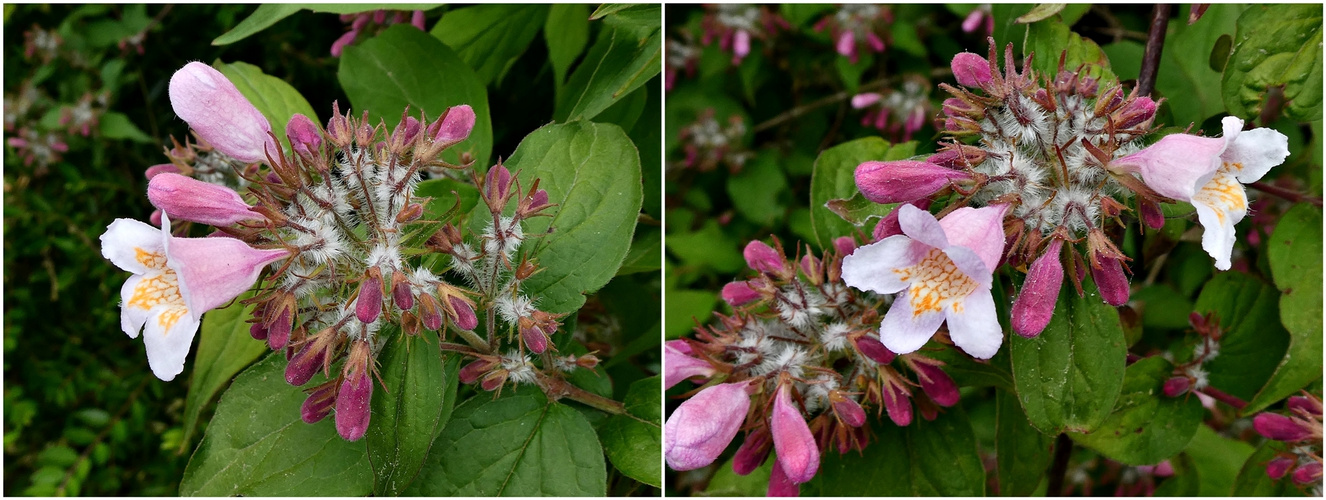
[1253,393,1323,493]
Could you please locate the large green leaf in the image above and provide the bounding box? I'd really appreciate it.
[1068,357,1204,465]
[505,121,643,314]
[404,391,607,496]
[179,354,371,496]
[1192,271,1290,403]
[554,5,661,122]
[996,389,1052,496]
[212,4,443,45]
[1011,278,1127,434]
[1156,4,1243,126]
[805,406,986,496]
[808,137,916,250]
[179,294,268,449]
[365,328,460,496]
[214,60,319,152]
[598,376,661,487]
[545,3,590,90]
[1186,424,1255,496]
[1221,4,1323,122]
[1023,18,1116,85]
[429,5,549,86]
[339,24,492,168]
[1250,203,1325,413]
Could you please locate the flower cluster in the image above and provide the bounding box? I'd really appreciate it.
[850,76,931,142]
[847,39,1289,357]
[665,32,702,92]
[813,4,890,64]
[1253,393,1323,492]
[331,9,426,56]
[700,4,789,65]
[664,237,960,495]
[675,108,751,173]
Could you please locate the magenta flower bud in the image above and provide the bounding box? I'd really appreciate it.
[767,459,800,497]
[267,306,291,350]
[418,294,443,331]
[285,113,322,157]
[335,370,372,442]
[664,381,752,470]
[732,429,772,476]
[855,160,972,204]
[1162,377,1191,397]
[1293,462,1322,485]
[1288,396,1323,416]
[428,104,476,147]
[147,173,263,227]
[721,281,762,306]
[144,164,181,179]
[1140,199,1165,230]
[732,29,751,62]
[883,380,913,426]
[286,342,326,386]
[301,384,336,424]
[485,163,513,203]
[168,62,277,164]
[865,31,885,53]
[249,322,268,341]
[833,236,857,257]
[771,383,819,484]
[854,335,896,365]
[1254,413,1312,442]
[912,361,959,407]
[743,240,785,275]
[410,10,426,30]
[664,340,717,389]
[872,208,903,242]
[951,52,993,87]
[522,324,548,354]
[356,272,383,323]
[835,31,855,58]
[1092,255,1130,306]
[1011,239,1064,338]
[459,359,489,384]
[831,394,867,427]
[393,286,413,314]
[448,296,478,330]
[1267,457,1296,480]
[962,9,985,33]
[1116,96,1158,129]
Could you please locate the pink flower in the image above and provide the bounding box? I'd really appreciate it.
[664,381,752,470]
[664,340,717,389]
[1266,457,1296,480]
[168,62,278,164]
[841,203,1008,359]
[100,214,289,380]
[1111,116,1289,270]
[770,383,819,484]
[855,160,972,204]
[1010,239,1064,337]
[767,459,800,496]
[732,29,751,63]
[147,173,263,227]
[743,240,787,276]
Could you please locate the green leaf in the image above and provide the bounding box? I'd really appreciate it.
[214,60,319,152]
[588,4,635,20]
[617,227,662,276]
[1023,18,1116,85]
[996,389,1052,496]
[1231,439,1301,496]
[430,5,549,86]
[1186,424,1255,496]
[1193,271,1290,403]
[825,193,896,228]
[1158,4,1242,127]
[665,289,717,339]
[339,24,492,168]
[1068,357,1204,465]
[301,4,441,15]
[805,405,985,496]
[1011,277,1127,434]
[809,137,917,250]
[415,177,480,222]
[705,455,772,496]
[179,354,371,496]
[1250,203,1324,413]
[404,392,607,495]
[555,7,661,122]
[1015,4,1067,24]
[98,112,153,143]
[506,121,642,314]
[726,149,788,226]
[666,220,745,274]
[598,376,661,487]
[546,4,591,90]
[1221,4,1323,122]
[366,329,460,496]
[180,295,269,449]
[779,4,833,28]
[928,344,1015,393]
[211,5,300,46]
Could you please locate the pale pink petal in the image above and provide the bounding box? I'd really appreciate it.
[664,382,751,470]
[732,30,751,60]
[856,161,971,204]
[167,230,289,316]
[941,244,993,288]
[961,10,984,33]
[841,235,927,295]
[937,204,1009,271]
[168,62,276,164]
[944,287,1002,359]
[771,384,819,483]
[836,31,855,58]
[147,173,260,226]
[896,203,949,250]
[1112,134,1224,201]
[878,290,946,355]
[664,343,716,389]
[851,93,883,109]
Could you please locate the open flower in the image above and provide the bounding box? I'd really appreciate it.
[100,214,288,380]
[168,62,278,164]
[841,203,1008,359]
[1111,116,1290,270]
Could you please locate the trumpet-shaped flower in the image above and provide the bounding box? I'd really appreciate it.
[842,203,1008,359]
[664,381,752,470]
[168,62,278,164]
[100,214,289,380]
[1111,116,1289,270]
[147,172,263,227]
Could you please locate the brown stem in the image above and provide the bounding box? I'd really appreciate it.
[1137,5,1172,97]
[1248,181,1324,207]
[537,374,626,415]
[752,67,951,134]
[1199,386,1248,410]
[1046,433,1074,496]
[438,341,481,355]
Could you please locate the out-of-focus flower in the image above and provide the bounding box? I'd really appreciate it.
[331,10,427,56]
[676,109,752,173]
[666,32,702,91]
[851,77,932,141]
[961,4,994,36]
[700,4,789,65]
[814,5,890,64]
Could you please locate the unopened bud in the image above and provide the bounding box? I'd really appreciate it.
[356,269,383,323]
[301,382,337,424]
[448,296,478,330]
[1162,376,1191,397]
[1254,413,1312,442]
[334,342,373,441]
[951,52,993,87]
[459,359,491,384]
[1011,239,1064,337]
[1267,457,1296,480]
[392,272,413,310]
[286,113,323,157]
[1092,255,1130,306]
[396,202,424,224]
[521,321,548,354]
[855,160,971,204]
[882,378,913,427]
[250,322,268,341]
[732,429,772,476]
[830,392,867,427]
[1292,462,1322,485]
[417,293,443,330]
[1288,395,1323,416]
[722,280,763,306]
[743,240,787,276]
[910,359,959,407]
[286,340,328,386]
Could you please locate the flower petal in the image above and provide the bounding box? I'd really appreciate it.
[897,204,948,249]
[878,290,946,355]
[944,287,1002,359]
[140,304,200,381]
[119,276,152,339]
[1224,126,1290,184]
[101,218,166,275]
[168,235,289,317]
[664,382,751,471]
[941,244,993,288]
[937,204,1008,271]
[841,235,926,295]
[1193,197,1239,271]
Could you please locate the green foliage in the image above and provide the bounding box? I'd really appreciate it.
[1251,203,1325,413]
[1221,5,1323,122]
[180,294,268,448]
[1068,357,1204,465]
[598,376,663,488]
[809,138,916,250]
[556,5,662,122]
[995,389,1052,496]
[1192,272,1290,402]
[430,5,549,86]
[213,60,319,151]
[365,330,460,496]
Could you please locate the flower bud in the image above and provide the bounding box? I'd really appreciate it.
[854,334,896,365]
[301,382,337,424]
[389,115,422,154]
[1092,255,1130,306]
[1140,198,1165,230]
[722,280,763,306]
[951,52,993,87]
[267,302,293,350]
[910,358,959,407]
[147,173,263,227]
[286,113,322,157]
[391,272,413,310]
[830,392,867,427]
[833,236,857,257]
[480,370,507,392]
[1011,239,1064,337]
[882,377,913,427]
[1163,376,1192,397]
[168,62,277,164]
[770,383,819,484]
[928,145,988,169]
[249,322,268,341]
[356,269,383,323]
[851,93,882,109]
[855,160,971,204]
[483,163,513,212]
[286,339,328,386]
[326,101,354,148]
[144,163,181,179]
[767,459,800,497]
[417,293,444,330]
[732,428,772,476]
[1267,457,1296,480]
[1289,395,1323,416]
[664,381,752,471]
[335,342,373,441]
[664,340,717,389]
[1116,96,1158,129]
[743,240,787,276]
[459,358,492,384]
[521,321,548,354]
[410,10,426,30]
[427,104,475,149]
[1254,413,1311,442]
[1293,462,1322,485]
[443,295,476,330]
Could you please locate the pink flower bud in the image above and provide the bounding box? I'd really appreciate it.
[664,381,752,470]
[951,52,993,87]
[855,160,971,204]
[1254,413,1312,442]
[743,240,786,275]
[1267,457,1296,480]
[249,322,268,341]
[865,32,885,53]
[326,101,353,148]
[831,393,867,427]
[771,384,819,484]
[522,324,548,354]
[1011,239,1064,338]
[1092,255,1130,306]
[1162,376,1191,397]
[393,282,413,312]
[1140,199,1165,230]
[301,383,336,424]
[410,10,426,30]
[267,305,292,350]
[962,9,985,33]
[168,62,277,164]
[835,31,855,59]
[147,173,262,227]
[664,340,716,389]
[1288,396,1323,416]
[767,459,800,497]
[912,360,959,407]
[356,272,383,323]
[883,379,913,426]
[485,163,513,204]
[854,335,896,365]
[732,29,751,62]
[732,429,772,476]
[1293,462,1322,485]
[428,104,475,147]
[448,296,478,330]
[1116,97,1157,129]
[418,294,443,330]
[459,359,488,384]
[285,113,322,157]
[335,369,372,441]
[286,341,327,386]
[722,281,763,306]
[833,236,857,257]
[144,164,181,179]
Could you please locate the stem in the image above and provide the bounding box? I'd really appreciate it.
[453,328,490,354]
[1137,4,1172,97]
[437,341,481,355]
[1199,386,1248,410]
[752,67,950,134]
[1248,181,1324,207]
[538,374,626,415]
[1046,433,1073,496]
